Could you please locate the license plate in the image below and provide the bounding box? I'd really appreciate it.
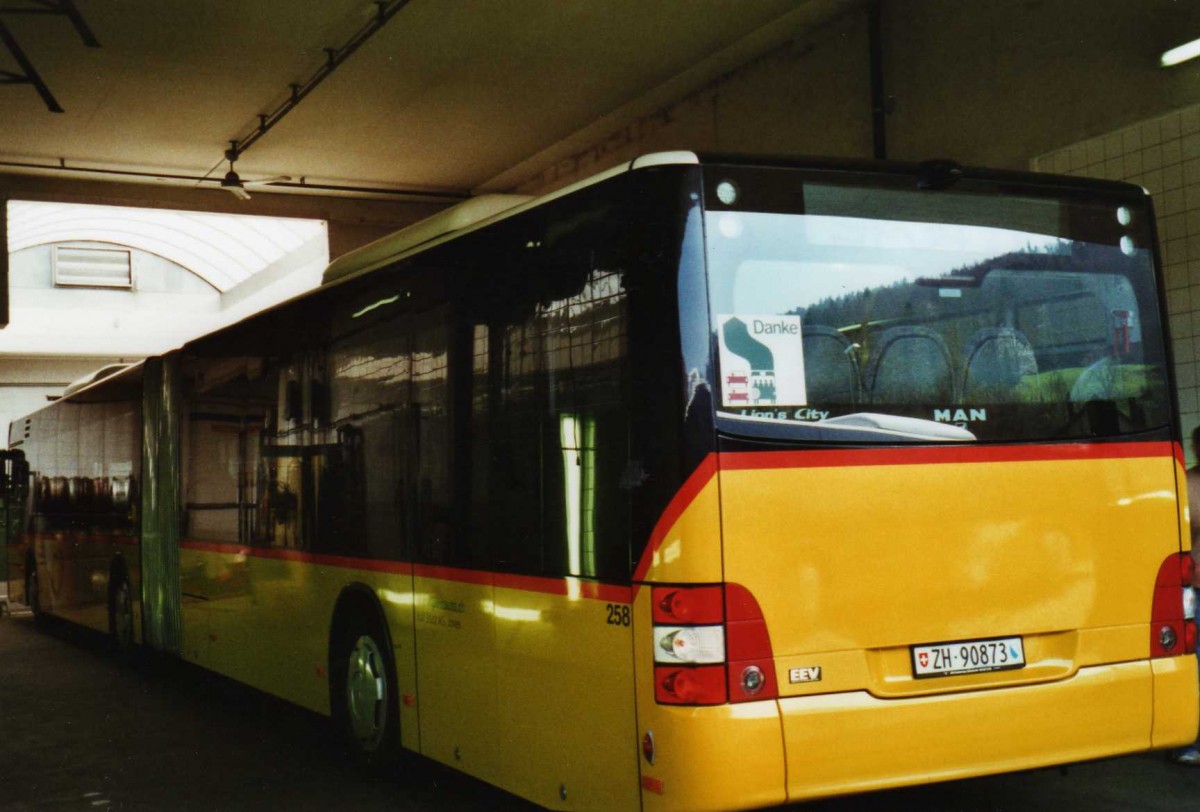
[911,636,1025,679]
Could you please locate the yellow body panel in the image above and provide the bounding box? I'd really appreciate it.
[21,535,143,645]
[1153,656,1200,748]
[412,570,499,780]
[178,547,638,810]
[721,454,1178,682]
[179,545,419,731]
[633,446,1197,810]
[492,579,639,811]
[639,468,725,585]
[779,662,1153,800]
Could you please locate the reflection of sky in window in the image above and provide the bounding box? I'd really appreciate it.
[712,212,1061,315]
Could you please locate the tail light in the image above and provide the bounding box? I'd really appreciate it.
[651,583,777,705]
[1151,552,1196,657]
[725,584,779,703]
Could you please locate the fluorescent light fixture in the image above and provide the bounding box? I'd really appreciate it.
[1161,38,1200,68]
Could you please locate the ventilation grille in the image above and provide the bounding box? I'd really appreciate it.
[53,246,132,288]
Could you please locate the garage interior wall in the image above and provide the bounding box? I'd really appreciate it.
[523,2,1200,194]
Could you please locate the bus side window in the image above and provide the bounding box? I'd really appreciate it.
[409,309,453,566]
[326,300,410,562]
[469,197,633,583]
[181,354,281,548]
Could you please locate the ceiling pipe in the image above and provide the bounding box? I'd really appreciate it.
[0,0,100,47]
[225,0,411,163]
[0,0,100,113]
[0,19,63,112]
[0,159,469,202]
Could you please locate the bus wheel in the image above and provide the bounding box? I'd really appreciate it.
[108,575,135,656]
[333,618,398,763]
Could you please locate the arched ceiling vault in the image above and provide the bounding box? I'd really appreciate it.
[7,200,326,291]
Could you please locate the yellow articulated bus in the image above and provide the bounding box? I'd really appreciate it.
[6,151,1197,810]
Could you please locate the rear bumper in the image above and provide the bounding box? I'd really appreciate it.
[638,657,1196,810]
[780,657,1197,802]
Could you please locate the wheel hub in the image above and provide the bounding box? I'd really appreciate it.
[346,634,388,750]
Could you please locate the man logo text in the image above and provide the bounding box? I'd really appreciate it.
[934,408,987,423]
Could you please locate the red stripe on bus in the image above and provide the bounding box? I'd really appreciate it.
[179,540,414,576]
[631,455,720,584]
[493,571,633,603]
[408,564,631,602]
[413,563,493,587]
[28,532,138,546]
[179,541,629,602]
[180,540,250,555]
[717,441,1177,471]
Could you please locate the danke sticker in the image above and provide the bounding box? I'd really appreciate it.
[717,314,806,408]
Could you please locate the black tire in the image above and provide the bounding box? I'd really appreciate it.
[108,573,136,656]
[330,613,399,765]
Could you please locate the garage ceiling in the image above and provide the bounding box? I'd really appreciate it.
[0,0,854,200]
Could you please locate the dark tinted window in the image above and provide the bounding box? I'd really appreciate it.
[464,193,633,581]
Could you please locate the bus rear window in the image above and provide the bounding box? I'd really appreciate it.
[704,173,1170,443]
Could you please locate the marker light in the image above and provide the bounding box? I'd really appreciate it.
[1161,38,1200,68]
[716,180,739,205]
[642,731,655,765]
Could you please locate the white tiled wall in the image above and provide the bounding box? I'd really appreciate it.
[1033,107,1200,462]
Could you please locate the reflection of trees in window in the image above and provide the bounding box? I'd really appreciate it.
[799,242,1082,328]
[798,243,1143,378]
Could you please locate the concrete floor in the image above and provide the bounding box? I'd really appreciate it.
[0,614,537,812]
[2,612,1200,812]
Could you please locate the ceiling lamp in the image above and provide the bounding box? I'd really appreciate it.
[1161,38,1200,68]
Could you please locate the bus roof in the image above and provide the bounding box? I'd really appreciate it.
[320,150,700,287]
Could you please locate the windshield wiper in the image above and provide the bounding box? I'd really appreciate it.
[819,412,976,441]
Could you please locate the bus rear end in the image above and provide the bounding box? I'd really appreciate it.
[633,159,1197,809]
